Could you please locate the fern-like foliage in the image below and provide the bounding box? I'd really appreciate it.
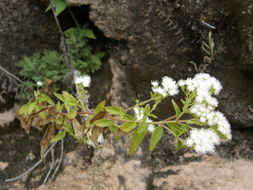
[16,26,105,89]
[64,26,105,74]
[17,50,68,88]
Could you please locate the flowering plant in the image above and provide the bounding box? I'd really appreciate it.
[18,72,231,156]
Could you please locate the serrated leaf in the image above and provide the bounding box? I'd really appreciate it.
[105,106,124,115]
[93,119,112,127]
[94,100,106,112]
[171,100,181,119]
[128,130,145,156]
[51,130,66,143]
[149,126,163,151]
[120,122,136,132]
[82,29,96,39]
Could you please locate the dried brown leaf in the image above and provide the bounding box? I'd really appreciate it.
[72,119,84,141]
[90,111,106,123]
[40,124,55,160]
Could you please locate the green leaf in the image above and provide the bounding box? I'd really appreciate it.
[64,123,74,135]
[172,100,181,119]
[94,100,106,112]
[93,119,112,127]
[128,130,145,156]
[108,124,118,132]
[51,131,66,143]
[122,113,134,121]
[82,29,96,39]
[149,126,163,151]
[144,104,151,114]
[27,102,37,115]
[95,52,105,59]
[105,106,124,115]
[176,139,187,150]
[45,4,53,13]
[37,94,54,105]
[167,123,188,137]
[136,122,147,134]
[18,102,34,115]
[120,122,136,132]
[56,101,64,112]
[66,109,77,119]
[62,91,78,106]
[54,92,65,102]
[149,113,158,119]
[53,0,67,16]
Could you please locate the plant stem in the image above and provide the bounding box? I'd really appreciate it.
[125,98,156,112]
[52,9,73,70]
[68,7,81,29]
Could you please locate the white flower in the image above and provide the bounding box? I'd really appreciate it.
[75,75,91,87]
[151,76,179,96]
[152,86,167,97]
[151,80,159,87]
[186,128,220,154]
[147,118,156,133]
[97,134,104,144]
[133,108,144,121]
[36,81,43,86]
[147,125,155,133]
[212,112,232,139]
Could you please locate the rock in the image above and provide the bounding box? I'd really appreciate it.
[152,154,253,190]
[66,0,253,128]
[0,161,8,171]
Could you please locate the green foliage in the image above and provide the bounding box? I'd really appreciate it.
[45,0,67,16]
[149,126,163,151]
[17,50,68,88]
[64,27,105,74]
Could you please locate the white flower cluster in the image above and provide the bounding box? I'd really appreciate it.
[74,70,91,87]
[133,108,156,133]
[151,76,179,97]
[186,128,220,154]
[177,73,232,154]
[75,75,91,87]
[36,81,43,86]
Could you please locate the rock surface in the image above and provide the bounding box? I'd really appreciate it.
[67,0,253,128]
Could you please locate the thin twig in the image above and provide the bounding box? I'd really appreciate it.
[52,10,73,70]
[43,146,55,184]
[0,65,23,84]
[68,7,81,28]
[5,142,58,183]
[49,139,64,182]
